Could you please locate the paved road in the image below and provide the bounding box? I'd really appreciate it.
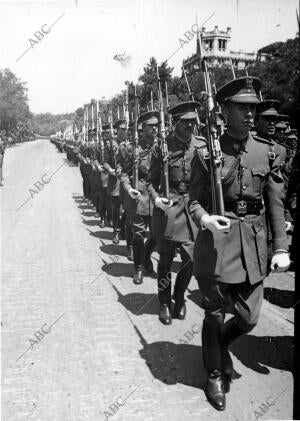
[1,140,294,421]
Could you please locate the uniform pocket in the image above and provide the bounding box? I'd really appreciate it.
[251,166,268,194]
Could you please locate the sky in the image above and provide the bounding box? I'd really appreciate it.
[0,0,298,114]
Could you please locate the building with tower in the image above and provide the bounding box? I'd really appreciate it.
[183,26,268,72]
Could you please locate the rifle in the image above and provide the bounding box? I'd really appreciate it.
[182,63,201,128]
[150,90,154,111]
[124,83,130,143]
[96,100,105,166]
[156,64,170,200]
[229,57,236,79]
[165,81,173,133]
[108,105,117,170]
[197,25,225,215]
[132,85,140,189]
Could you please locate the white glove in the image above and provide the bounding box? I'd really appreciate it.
[285,221,292,232]
[270,252,290,272]
[128,188,141,200]
[155,197,173,211]
[201,214,230,233]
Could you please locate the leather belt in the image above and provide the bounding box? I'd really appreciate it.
[225,200,263,216]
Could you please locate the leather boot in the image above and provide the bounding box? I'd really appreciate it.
[133,270,143,285]
[99,218,105,228]
[173,302,186,320]
[205,370,226,411]
[159,304,172,325]
[127,246,133,261]
[112,231,120,245]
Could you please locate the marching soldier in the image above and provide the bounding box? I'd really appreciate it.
[148,101,202,325]
[96,124,110,228]
[103,120,124,244]
[188,77,290,411]
[121,111,159,284]
[117,121,134,260]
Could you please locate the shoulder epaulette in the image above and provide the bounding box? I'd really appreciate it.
[252,134,273,145]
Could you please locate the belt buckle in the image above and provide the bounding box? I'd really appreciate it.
[237,200,247,216]
[268,151,276,160]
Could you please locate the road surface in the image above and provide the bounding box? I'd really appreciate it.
[1,139,294,421]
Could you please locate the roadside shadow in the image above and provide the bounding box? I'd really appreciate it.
[264,287,295,309]
[82,218,100,226]
[110,283,158,315]
[133,323,205,388]
[230,334,293,374]
[101,260,133,278]
[89,230,112,241]
[100,243,128,258]
[82,211,96,217]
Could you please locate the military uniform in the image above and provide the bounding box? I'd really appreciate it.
[148,101,201,324]
[103,126,122,243]
[93,128,110,226]
[121,111,159,283]
[188,77,289,411]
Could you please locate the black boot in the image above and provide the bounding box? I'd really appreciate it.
[99,218,105,228]
[173,301,186,320]
[112,231,120,245]
[205,370,226,411]
[127,246,133,261]
[133,270,143,285]
[159,304,172,325]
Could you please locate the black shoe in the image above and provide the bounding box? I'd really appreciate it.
[99,218,105,228]
[133,270,143,285]
[112,232,120,244]
[173,302,186,320]
[127,247,133,261]
[205,370,226,411]
[159,304,172,325]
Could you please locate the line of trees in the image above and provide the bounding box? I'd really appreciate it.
[1,36,299,137]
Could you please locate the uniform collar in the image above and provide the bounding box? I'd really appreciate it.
[223,131,250,154]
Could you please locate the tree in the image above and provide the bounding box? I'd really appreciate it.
[0,68,31,131]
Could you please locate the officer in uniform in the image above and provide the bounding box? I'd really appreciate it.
[148,101,202,325]
[95,124,110,228]
[104,120,124,244]
[188,77,290,411]
[117,119,134,259]
[121,111,159,284]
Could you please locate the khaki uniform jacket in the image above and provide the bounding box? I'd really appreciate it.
[121,138,157,216]
[189,131,288,285]
[148,134,203,242]
[103,139,121,196]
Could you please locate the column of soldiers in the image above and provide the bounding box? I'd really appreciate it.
[55,69,297,411]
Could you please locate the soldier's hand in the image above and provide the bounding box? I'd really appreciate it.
[285,221,292,232]
[155,197,173,211]
[201,214,230,233]
[270,252,290,273]
[109,169,116,177]
[128,188,141,200]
